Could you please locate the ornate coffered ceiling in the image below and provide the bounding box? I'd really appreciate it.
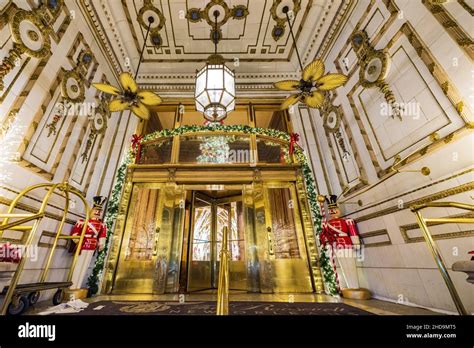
[78,0,352,94]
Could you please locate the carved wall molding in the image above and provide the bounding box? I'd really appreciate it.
[186,0,249,42]
[10,8,52,59]
[0,1,71,90]
[323,96,368,195]
[422,0,474,60]
[399,22,472,124]
[344,22,472,181]
[10,30,105,191]
[269,0,301,41]
[359,229,392,247]
[313,0,355,61]
[0,194,81,224]
[295,105,332,193]
[400,212,474,243]
[352,179,474,223]
[334,0,399,77]
[457,0,474,16]
[350,30,402,120]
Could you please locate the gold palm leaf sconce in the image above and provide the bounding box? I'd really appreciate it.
[92,17,162,121]
[274,6,348,110]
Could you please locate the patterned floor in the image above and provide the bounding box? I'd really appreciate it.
[57,300,374,315]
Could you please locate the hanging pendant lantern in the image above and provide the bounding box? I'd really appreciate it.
[195,11,235,122]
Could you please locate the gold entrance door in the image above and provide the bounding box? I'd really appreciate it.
[187,191,246,291]
[255,183,314,293]
[112,183,185,294]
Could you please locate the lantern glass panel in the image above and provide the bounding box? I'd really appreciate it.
[194,60,235,121]
[208,66,224,89]
[196,92,208,110]
[195,68,206,96]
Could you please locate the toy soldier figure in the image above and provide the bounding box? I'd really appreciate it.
[69,196,107,290]
[320,194,370,299]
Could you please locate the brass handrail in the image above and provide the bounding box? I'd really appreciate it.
[410,201,473,315]
[0,182,90,315]
[216,226,229,315]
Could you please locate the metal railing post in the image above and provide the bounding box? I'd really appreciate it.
[216,226,229,315]
[411,202,472,315]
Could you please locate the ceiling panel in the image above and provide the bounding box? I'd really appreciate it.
[79,0,352,93]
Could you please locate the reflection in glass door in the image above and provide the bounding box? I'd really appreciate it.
[187,191,246,291]
[113,184,163,293]
[112,183,185,294]
[187,193,213,290]
[257,183,314,293]
[216,198,247,290]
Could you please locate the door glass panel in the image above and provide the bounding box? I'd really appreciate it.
[216,201,245,261]
[113,185,162,294]
[188,191,247,291]
[267,187,300,259]
[125,188,159,261]
[187,195,213,291]
[256,138,291,164]
[178,135,250,164]
[215,206,225,261]
[192,199,212,261]
[139,138,173,165]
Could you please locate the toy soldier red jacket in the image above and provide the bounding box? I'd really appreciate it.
[71,218,107,252]
[320,218,360,248]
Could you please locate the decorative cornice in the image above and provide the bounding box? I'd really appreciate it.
[138,72,300,81]
[78,0,122,81]
[311,0,352,62]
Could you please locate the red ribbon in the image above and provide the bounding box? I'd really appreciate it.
[289,133,300,155]
[131,134,143,163]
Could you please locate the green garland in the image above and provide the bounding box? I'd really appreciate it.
[86,152,132,294]
[88,125,339,296]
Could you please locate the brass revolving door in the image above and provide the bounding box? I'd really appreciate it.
[187,189,246,292]
[106,181,320,295]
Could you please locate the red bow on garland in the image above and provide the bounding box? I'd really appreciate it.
[289,133,300,155]
[131,134,143,163]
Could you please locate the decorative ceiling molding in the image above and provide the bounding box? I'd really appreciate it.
[138,72,300,80]
[78,0,124,79]
[77,0,352,92]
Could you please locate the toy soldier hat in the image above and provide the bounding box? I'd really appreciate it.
[92,196,107,210]
[326,194,338,209]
